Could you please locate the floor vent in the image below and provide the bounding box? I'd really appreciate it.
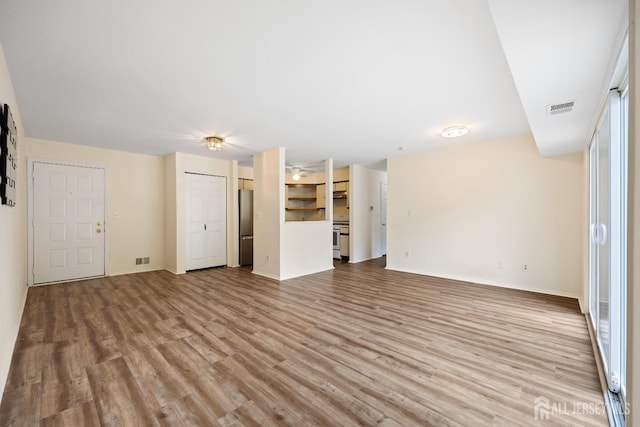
[547,101,575,115]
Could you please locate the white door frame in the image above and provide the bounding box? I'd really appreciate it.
[27,158,109,286]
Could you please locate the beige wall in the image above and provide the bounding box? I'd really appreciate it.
[253,148,283,279]
[238,165,253,180]
[350,165,387,263]
[27,138,166,277]
[627,0,639,423]
[25,142,239,277]
[164,152,238,273]
[0,42,28,395]
[387,135,584,298]
[281,221,334,279]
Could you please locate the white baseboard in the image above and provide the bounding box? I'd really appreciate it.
[385,265,580,301]
[279,265,335,281]
[251,270,281,281]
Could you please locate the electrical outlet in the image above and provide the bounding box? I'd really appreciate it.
[522,264,529,272]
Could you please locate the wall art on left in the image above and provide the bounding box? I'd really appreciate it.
[1,103,17,207]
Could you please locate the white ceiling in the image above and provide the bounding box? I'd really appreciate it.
[488,0,628,157]
[0,0,627,168]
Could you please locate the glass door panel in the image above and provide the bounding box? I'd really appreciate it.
[597,105,611,367]
[588,41,627,422]
[590,88,626,397]
[589,140,598,320]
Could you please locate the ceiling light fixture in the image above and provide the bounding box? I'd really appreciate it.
[291,167,301,181]
[441,125,469,138]
[205,136,224,151]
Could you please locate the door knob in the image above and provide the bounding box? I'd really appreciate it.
[96,229,102,233]
[97,221,102,226]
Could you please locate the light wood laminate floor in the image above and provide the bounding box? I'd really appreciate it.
[0,258,606,426]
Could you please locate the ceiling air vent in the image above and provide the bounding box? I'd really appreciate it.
[547,101,575,116]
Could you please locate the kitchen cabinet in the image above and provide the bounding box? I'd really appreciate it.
[286,184,316,208]
[333,180,350,211]
[334,181,348,193]
[316,184,326,208]
[285,184,325,221]
[238,178,253,190]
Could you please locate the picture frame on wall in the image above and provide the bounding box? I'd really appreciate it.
[1,103,17,207]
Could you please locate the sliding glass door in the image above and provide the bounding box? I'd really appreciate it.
[589,86,627,404]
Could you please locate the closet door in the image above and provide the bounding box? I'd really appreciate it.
[185,173,227,270]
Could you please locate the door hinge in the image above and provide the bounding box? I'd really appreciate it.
[204,224,207,231]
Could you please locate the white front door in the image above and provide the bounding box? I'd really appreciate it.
[185,173,226,270]
[32,162,106,284]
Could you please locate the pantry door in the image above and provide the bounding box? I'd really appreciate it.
[185,173,226,270]
[32,162,106,284]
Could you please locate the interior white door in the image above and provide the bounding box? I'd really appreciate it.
[33,162,106,284]
[185,173,226,270]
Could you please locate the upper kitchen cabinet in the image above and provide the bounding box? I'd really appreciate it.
[286,183,322,221]
[238,178,254,190]
[332,167,350,213]
[333,180,349,213]
[334,181,348,193]
[285,160,328,222]
[316,183,326,209]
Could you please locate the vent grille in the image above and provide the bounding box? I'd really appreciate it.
[547,101,575,115]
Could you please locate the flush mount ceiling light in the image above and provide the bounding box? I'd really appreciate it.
[291,167,301,181]
[205,136,224,151]
[441,125,469,138]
